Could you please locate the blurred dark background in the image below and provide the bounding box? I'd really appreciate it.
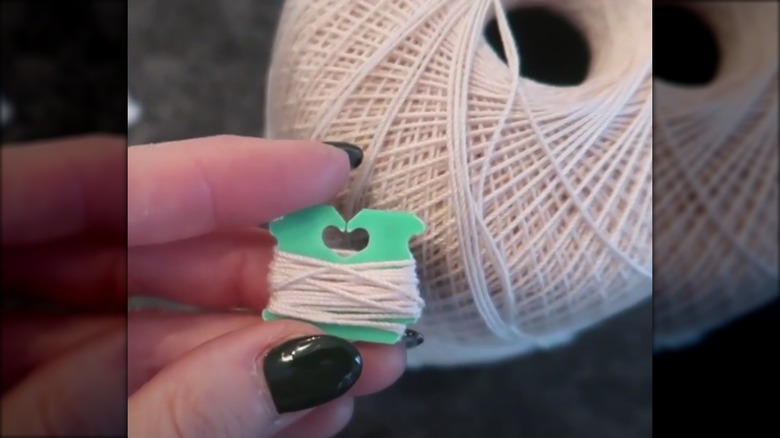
[1,0,126,144]
[129,1,651,437]
[654,302,778,435]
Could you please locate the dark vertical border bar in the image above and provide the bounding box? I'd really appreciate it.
[0,0,128,435]
[653,1,780,435]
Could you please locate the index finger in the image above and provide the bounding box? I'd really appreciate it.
[127,135,355,247]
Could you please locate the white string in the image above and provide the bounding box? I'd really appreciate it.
[267,249,424,336]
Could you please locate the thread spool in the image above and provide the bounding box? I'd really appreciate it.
[266,0,652,366]
[653,2,779,348]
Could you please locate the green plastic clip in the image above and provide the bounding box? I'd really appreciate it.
[263,204,426,344]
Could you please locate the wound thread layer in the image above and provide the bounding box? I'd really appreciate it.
[267,248,424,336]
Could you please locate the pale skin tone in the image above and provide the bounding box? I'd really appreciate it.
[1,134,406,437]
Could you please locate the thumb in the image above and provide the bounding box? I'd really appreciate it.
[127,320,363,438]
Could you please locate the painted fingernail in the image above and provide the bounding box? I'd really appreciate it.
[262,335,363,414]
[401,329,424,349]
[323,141,363,169]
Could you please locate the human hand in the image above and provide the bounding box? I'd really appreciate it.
[1,135,127,436]
[126,135,408,438]
[1,134,408,437]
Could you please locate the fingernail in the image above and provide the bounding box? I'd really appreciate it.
[401,329,424,349]
[323,141,363,169]
[262,335,363,414]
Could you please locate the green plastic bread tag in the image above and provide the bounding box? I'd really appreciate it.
[263,204,426,344]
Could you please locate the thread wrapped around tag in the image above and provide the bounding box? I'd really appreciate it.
[263,204,426,344]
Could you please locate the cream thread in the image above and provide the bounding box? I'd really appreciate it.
[267,248,424,335]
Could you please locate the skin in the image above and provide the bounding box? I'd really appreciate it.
[1,135,406,437]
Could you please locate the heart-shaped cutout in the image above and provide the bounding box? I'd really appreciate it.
[322,225,369,254]
[270,204,424,264]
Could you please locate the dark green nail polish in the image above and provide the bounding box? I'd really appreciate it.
[401,329,424,349]
[324,141,363,169]
[262,335,363,414]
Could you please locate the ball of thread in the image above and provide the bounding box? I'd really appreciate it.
[265,0,652,366]
[653,2,779,349]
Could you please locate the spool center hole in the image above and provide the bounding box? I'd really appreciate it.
[484,7,590,86]
[654,5,720,86]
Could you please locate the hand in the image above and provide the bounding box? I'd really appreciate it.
[1,135,127,436]
[1,134,407,437]
[126,135,406,438]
